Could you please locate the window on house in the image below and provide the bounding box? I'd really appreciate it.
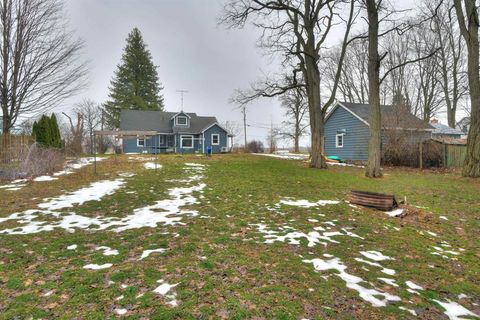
[181,135,193,148]
[176,116,188,125]
[211,134,220,145]
[335,134,344,148]
[137,138,145,147]
[159,135,166,145]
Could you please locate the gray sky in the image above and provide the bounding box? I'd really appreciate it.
[61,0,459,147]
[63,0,288,146]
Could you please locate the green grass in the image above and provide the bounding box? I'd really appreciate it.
[0,154,479,319]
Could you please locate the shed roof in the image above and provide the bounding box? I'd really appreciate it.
[120,110,222,134]
[337,102,434,130]
[431,122,464,136]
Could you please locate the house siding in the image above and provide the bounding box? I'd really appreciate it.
[203,124,228,153]
[325,106,370,161]
[175,134,202,154]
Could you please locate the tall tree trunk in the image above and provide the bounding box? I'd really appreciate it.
[365,0,382,178]
[305,60,326,168]
[454,0,480,177]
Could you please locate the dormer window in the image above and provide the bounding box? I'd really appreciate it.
[176,116,188,126]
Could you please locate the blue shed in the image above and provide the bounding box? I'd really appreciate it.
[119,110,232,154]
[324,102,434,161]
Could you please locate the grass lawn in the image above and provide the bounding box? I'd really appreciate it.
[0,154,478,319]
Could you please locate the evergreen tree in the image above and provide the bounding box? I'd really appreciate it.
[104,28,164,128]
[35,115,50,146]
[49,113,62,148]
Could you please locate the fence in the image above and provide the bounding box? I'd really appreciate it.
[0,134,35,165]
[421,138,467,168]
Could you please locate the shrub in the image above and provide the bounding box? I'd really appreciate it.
[246,140,264,153]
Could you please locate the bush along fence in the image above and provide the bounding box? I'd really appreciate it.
[0,134,64,180]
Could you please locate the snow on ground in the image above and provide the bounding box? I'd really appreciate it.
[38,179,125,211]
[144,162,162,170]
[139,248,167,260]
[0,164,206,235]
[67,244,77,250]
[96,246,119,256]
[253,153,309,160]
[303,257,401,307]
[252,220,363,248]
[359,251,393,261]
[432,299,479,320]
[153,279,179,307]
[384,208,404,217]
[83,263,112,270]
[279,199,340,208]
[354,257,396,276]
[0,157,108,191]
[114,308,127,315]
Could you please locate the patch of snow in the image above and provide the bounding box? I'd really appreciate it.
[38,179,125,211]
[399,306,417,316]
[115,308,127,315]
[96,246,119,256]
[253,153,308,160]
[360,251,393,261]
[406,281,423,291]
[432,299,479,320]
[427,231,438,237]
[83,263,112,270]
[355,258,396,276]
[304,257,400,307]
[279,198,340,208]
[153,279,179,307]
[67,244,77,250]
[378,278,399,287]
[440,216,449,221]
[33,175,58,182]
[384,209,404,217]
[144,162,161,170]
[43,290,54,297]
[139,248,167,260]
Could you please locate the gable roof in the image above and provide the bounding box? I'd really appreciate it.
[431,122,464,136]
[120,110,223,134]
[327,102,433,131]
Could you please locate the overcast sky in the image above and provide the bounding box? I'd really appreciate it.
[63,0,290,146]
[61,0,455,147]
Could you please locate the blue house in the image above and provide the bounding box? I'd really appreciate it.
[120,110,231,154]
[324,102,434,161]
[430,120,464,139]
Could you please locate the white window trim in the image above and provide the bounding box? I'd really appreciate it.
[137,138,145,147]
[180,135,194,149]
[211,134,220,145]
[335,134,344,148]
[176,116,188,125]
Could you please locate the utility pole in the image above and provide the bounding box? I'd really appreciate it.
[176,90,188,111]
[242,106,247,149]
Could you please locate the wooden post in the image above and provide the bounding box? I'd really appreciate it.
[419,142,423,169]
[93,132,97,175]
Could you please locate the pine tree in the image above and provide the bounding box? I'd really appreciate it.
[35,115,50,146]
[104,28,164,128]
[49,113,62,148]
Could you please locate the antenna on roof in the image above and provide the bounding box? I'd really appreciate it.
[176,89,188,111]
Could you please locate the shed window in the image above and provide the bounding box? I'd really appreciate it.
[137,138,145,147]
[211,134,220,145]
[335,134,344,148]
[181,135,193,148]
[176,116,188,125]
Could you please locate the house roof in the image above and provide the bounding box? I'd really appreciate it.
[336,102,434,130]
[431,122,464,136]
[119,110,223,134]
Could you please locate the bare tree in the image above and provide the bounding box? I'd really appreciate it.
[73,99,102,155]
[62,111,84,156]
[278,87,309,152]
[222,0,357,168]
[453,0,480,177]
[0,0,87,134]
[429,0,468,128]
